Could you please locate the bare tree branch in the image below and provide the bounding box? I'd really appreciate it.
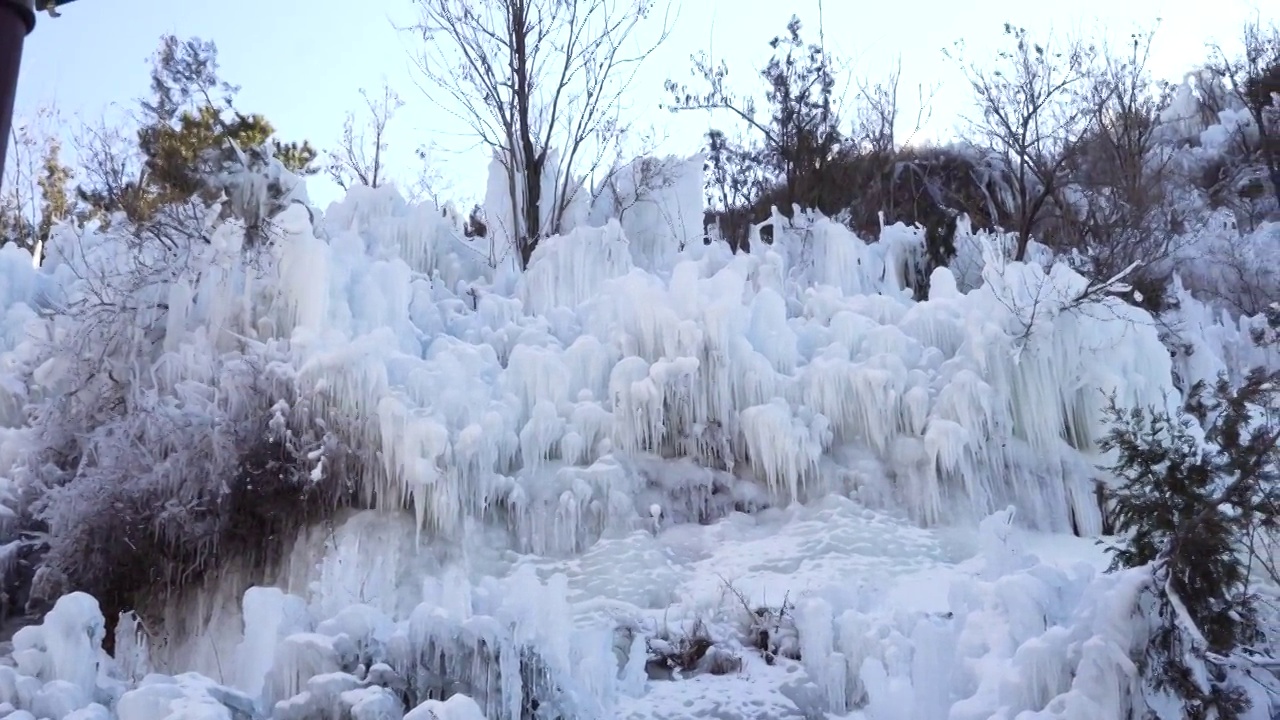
[406,0,674,270]
[948,24,1100,261]
[327,82,404,191]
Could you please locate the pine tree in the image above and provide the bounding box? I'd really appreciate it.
[78,35,318,225]
[1101,368,1280,719]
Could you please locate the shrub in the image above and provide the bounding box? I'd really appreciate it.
[1101,367,1280,719]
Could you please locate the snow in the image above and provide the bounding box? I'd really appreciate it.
[0,144,1277,720]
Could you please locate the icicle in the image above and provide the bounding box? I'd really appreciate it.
[518,400,566,468]
[739,399,821,501]
[521,221,633,316]
[234,588,311,696]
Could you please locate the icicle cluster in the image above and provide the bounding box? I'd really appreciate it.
[1,158,1190,558]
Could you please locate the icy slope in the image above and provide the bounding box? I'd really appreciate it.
[0,156,1260,718]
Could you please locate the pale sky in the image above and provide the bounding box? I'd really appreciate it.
[12,0,1271,209]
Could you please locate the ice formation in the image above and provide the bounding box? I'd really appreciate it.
[0,502,1231,720]
[0,144,1276,719]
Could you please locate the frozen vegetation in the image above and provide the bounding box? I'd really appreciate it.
[1,70,1280,720]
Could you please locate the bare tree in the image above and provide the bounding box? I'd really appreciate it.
[948,24,1099,261]
[71,115,147,227]
[590,126,673,217]
[408,0,674,270]
[665,16,842,212]
[409,141,454,207]
[1,124,41,251]
[327,82,404,191]
[1048,28,1185,309]
[849,57,935,155]
[601,156,678,223]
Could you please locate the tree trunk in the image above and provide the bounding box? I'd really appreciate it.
[520,156,542,270]
[511,0,543,271]
[1015,226,1031,262]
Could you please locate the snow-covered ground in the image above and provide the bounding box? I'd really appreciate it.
[0,151,1275,719]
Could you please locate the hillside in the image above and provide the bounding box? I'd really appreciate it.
[0,119,1275,718]
[1,14,1280,720]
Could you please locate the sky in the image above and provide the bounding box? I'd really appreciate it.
[12,0,1272,209]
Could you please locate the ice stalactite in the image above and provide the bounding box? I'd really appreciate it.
[739,400,825,501]
[805,218,890,298]
[277,211,333,337]
[376,394,452,537]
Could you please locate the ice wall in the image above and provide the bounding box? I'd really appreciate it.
[1,159,1183,555]
[0,150,1242,719]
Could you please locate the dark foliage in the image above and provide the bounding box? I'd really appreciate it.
[28,393,354,641]
[1238,26,1280,206]
[644,618,741,680]
[723,580,801,666]
[1100,367,1280,719]
[669,16,1015,278]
